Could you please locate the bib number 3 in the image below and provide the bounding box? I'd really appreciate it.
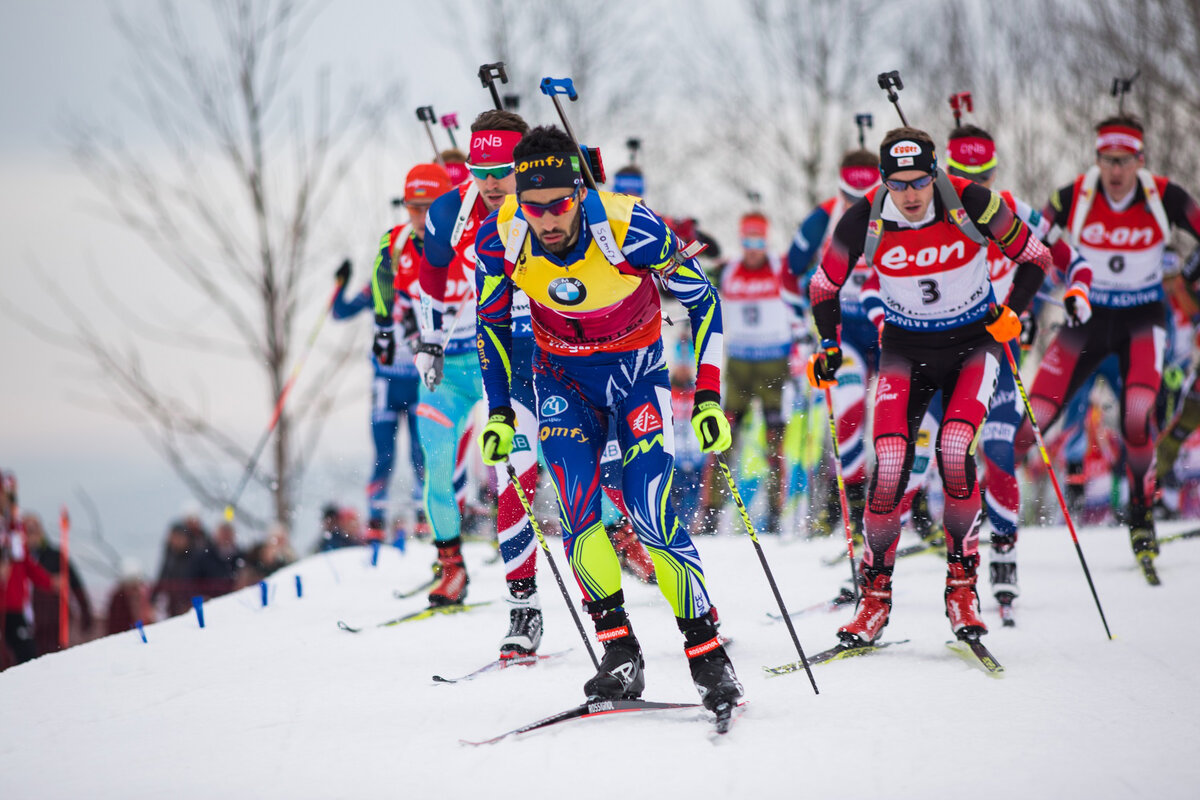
[918,278,941,305]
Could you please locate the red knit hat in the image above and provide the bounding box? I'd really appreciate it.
[740,212,769,238]
[404,163,452,203]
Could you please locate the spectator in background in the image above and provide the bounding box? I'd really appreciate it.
[240,521,296,586]
[193,520,243,598]
[1,475,59,668]
[150,522,198,617]
[317,504,359,552]
[25,512,94,654]
[105,558,155,636]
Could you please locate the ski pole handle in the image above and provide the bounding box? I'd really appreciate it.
[478,62,509,111]
[415,106,444,164]
[876,70,909,126]
[539,77,578,101]
[440,113,459,149]
[538,76,597,190]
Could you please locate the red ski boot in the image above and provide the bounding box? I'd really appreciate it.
[945,553,987,639]
[837,567,892,645]
[428,537,469,606]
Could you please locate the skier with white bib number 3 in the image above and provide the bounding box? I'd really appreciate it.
[807,127,1051,646]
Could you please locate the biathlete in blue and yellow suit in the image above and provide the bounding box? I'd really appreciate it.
[473,125,742,713]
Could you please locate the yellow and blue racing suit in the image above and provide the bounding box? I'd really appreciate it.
[475,190,724,619]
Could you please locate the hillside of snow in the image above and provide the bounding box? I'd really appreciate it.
[3,520,1199,800]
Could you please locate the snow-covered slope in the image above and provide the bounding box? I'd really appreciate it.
[3,522,1199,800]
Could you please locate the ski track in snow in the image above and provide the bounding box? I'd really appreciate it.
[2,522,1199,799]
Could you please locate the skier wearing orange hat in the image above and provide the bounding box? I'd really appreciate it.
[696,211,803,534]
[338,162,454,539]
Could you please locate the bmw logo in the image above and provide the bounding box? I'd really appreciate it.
[548,277,586,306]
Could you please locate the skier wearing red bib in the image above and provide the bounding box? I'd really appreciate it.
[1013,114,1200,584]
[808,127,1053,644]
[943,123,1090,621]
[698,211,804,534]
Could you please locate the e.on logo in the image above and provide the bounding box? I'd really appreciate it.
[1080,222,1157,248]
[879,241,966,269]
[889,141,921,157]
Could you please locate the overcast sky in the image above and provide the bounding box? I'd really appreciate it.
[0,1,501,589]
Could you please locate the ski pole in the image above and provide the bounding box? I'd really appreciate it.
[224,282,340,522]
[854,113,873,149]
[822,386,861,600]
[1035,291,1064,308]
[415,106,445,165]
[503,460,600,670]
[626,137,641,165]
[1111,70,1140,114]
[877,71,909,126]
[714,452,819,695]
[440,113,459,149]
[59,506,70,649]
[949,91,973,127]
[478,62,509,111]
[538,77,598,191]
[995,320,1112,640]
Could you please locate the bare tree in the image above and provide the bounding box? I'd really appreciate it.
[442,0,659,140]
[905,0,1200,209]
[1035,0,1200,187]
[661,0,893,249]
[56,0,400,528]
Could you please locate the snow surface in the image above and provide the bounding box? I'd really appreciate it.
[2,521,1199,800]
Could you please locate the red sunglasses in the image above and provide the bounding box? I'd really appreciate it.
[520,188,580,218]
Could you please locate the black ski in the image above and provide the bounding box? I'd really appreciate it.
[1159,527,1200,546]
[432,650,571,684]
[766,587,855,621]
[822,535,943,567]
[337,601,492,633]
[946,635,1004,675]
[460,698,707,746]
[393,574,439,600]
[763,638,909,676]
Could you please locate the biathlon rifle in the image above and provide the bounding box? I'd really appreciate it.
[876,71,909,126]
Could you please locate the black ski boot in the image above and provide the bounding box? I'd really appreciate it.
[499,578,543,658]
[989,534,1019,627]
[910,488,943,546]
[584,603,645,701]
[846,482,867,544]
[1129,495,1161,586]
[678,609,743,714]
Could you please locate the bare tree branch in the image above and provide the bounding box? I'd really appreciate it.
[48,0,396,527]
